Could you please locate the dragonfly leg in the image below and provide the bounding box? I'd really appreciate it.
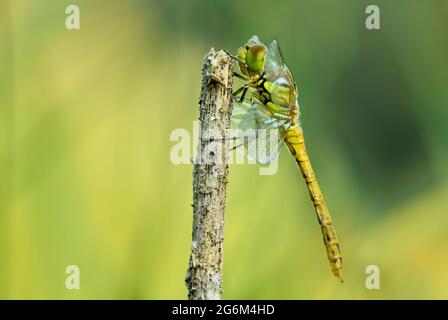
[233,72,249,80]
[231,85,248,102]
[223,49,245,64]
[230,142,244,151]
[238,87,248,103]
[227,87,241,103]
[209,136,238,142]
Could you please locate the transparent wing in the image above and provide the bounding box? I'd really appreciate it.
[266,40,296,84]
[230,101,291,165]
[247,35,263,46]
[265,40,299,113]
[265,40,285,78]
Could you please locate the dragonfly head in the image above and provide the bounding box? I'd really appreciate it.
[243,44,267,73]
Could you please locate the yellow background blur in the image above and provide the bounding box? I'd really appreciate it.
[1,0,448,299]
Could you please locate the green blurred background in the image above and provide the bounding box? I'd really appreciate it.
[1,0,448,299]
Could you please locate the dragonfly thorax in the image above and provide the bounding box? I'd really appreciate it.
[252,76,298,122]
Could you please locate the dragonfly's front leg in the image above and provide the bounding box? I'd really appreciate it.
[223,49,245,65]
[231,85,250,104]
[226,87,240,104]
[233,72,249,81]
[237,87,248,103]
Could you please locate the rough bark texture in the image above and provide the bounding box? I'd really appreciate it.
[185,49,233,300]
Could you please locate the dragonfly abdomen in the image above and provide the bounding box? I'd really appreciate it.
[285,124,343,281]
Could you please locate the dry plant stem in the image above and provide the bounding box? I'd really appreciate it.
[185,49,233,300]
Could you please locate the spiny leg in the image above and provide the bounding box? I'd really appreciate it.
[223,49,245,64]
[232,85,248,102]
[232,78,258,103]
[230,143,244,151]
[234,72,249,81]
[225,84,244,103]
[238,87,248,103]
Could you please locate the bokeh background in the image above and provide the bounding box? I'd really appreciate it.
[1,0,448,299]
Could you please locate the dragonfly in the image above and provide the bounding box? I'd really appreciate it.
[228,36,343,281]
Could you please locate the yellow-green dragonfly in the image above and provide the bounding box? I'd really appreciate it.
[229,36,343,281]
